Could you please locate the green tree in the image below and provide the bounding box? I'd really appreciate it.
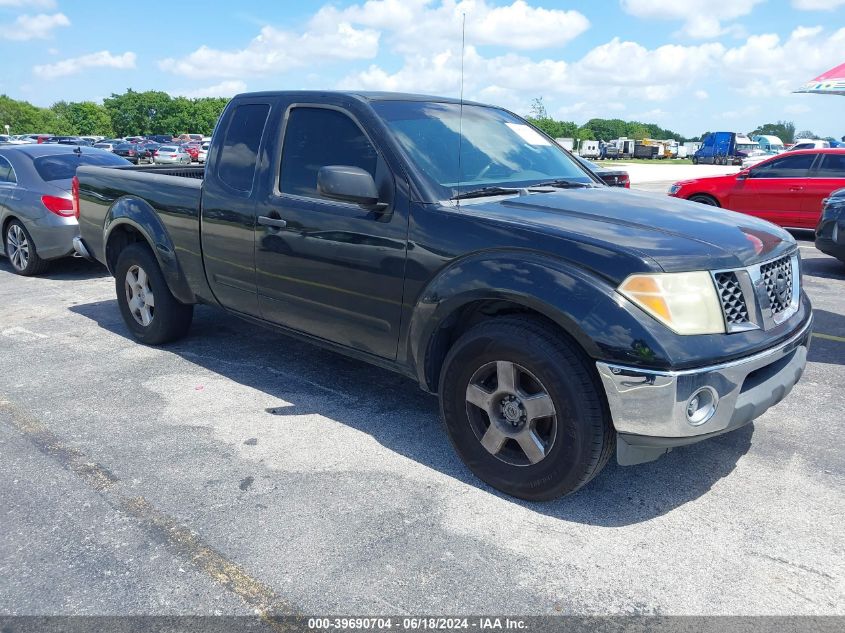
[51,101,113,136]
[626,123,650,141]
[0,91,229,138]
[104,90,175,136]
[0,94,54,133]
[795,130,816,140]
[751,120,796,144]
[575,126,595,141]
[191,98,228,135]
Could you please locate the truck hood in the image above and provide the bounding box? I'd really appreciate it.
[464,187,795,273]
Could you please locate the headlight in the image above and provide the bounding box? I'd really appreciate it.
[824,197,845,217]
[668,183,682,195]
[618,272,725,335]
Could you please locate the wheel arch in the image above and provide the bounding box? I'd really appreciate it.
[2,213,20,246]
[103,196,196,304]
[407,251,672,393]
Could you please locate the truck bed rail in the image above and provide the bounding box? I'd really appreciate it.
[122,165,205,180]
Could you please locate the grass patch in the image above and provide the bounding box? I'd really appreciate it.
[593,158,695,165]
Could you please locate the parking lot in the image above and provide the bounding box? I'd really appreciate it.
[1,222,843,617]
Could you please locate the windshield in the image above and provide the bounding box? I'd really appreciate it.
[371,101,594,199]
[33,151,130,181]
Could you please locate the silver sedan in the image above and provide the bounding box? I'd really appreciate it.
[152,145,191,165]
[1,145,130,275]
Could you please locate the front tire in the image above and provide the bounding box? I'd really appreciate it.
[439,316,614,500]
[689,194,720,207]
[4,220,49,276]
[115,243,193,345]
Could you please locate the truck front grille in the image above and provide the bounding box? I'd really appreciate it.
[712,253,799,332]
[714,271,750,326]
[760,255,794,315]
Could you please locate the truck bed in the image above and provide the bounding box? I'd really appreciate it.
[76,164,205,291]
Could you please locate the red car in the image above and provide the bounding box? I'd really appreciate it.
[669,148,845,228]
[180,143,200,162]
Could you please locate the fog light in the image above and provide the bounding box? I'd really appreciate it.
[686,387,718,426]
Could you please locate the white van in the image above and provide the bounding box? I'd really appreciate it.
[579,140,600,159]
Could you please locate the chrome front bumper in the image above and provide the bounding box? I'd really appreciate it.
[597,317,812,465]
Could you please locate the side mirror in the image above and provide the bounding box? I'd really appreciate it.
[317,165,387,211]
[737,169,750,180]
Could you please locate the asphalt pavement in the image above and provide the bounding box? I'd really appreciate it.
[1,227,843,617]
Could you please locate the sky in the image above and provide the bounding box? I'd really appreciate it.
[0,0,843,138]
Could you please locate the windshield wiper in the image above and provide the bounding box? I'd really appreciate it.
[451,186,521,200]
[529,178,594,189]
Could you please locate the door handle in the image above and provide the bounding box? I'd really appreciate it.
[258,216,287,229]
[789,186,804,192]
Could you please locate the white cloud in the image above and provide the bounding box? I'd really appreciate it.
[721,25,845,91]
[158,20,380,78]
[317,0,589,53]
[180,80,247,99]
[0,12,69,40]
[33,51,137,79]
[572,38,725,88]
[337,19,845,127]
[338,36,726,116]
[784,103,812,113]
[630,108,668,121]
[722,104,761,119]
[792,0,845,9]
[159,1,590,79]
[0,0,56,8]
[620,0,765,39]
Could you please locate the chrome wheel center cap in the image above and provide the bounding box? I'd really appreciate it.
[500,396,525,427]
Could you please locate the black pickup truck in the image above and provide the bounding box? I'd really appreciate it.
[74,91,812,500]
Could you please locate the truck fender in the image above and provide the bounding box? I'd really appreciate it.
[103,196,196,304]
[406,250,672,392]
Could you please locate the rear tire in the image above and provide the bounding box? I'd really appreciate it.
[439,316,614,501]
[4,220,49,276]
[692,156,699,165]
[115,243,193,345]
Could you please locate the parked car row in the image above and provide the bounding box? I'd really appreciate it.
[1,133,212,145]
[94,139,207,165]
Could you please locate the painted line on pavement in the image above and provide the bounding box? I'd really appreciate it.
[813,332,845,343]
[0,398,302,631]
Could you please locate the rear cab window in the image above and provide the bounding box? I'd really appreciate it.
[216,102,271,194]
